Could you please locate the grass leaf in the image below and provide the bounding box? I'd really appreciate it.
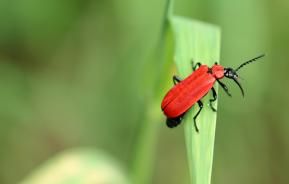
[169,16,221,184]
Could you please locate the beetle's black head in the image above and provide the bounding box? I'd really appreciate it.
[224,68,238,79]
[224,67,244,97]
[223,54,265,97]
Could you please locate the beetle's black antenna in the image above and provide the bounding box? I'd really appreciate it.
[235,54,265,72]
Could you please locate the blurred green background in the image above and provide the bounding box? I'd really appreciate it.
[0,0,288,184]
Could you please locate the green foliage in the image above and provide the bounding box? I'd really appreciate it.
[132,1,221,183]
[0,0,288,184]
[170,14,221,184]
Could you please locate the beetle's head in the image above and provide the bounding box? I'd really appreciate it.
[224,67,244,97]
[224,68,238,79]
[223,54,265,97]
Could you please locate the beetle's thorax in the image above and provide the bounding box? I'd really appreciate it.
[209,64,224,79]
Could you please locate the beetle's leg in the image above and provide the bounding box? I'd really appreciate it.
[193,62,201,71]
[166,116,183,128]
[173,75,182,85]
[209,87,217,112]
[217,79,232,97]
[193,100,203,133]
[191,59,201,71]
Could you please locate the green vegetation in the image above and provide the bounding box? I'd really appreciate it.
[0,0,287,184]
[170,16,220,184]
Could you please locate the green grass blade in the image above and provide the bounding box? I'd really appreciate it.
[130,1,174,184]
[169,16,221,184]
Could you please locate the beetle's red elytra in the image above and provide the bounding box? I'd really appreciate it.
[161,55,265,132]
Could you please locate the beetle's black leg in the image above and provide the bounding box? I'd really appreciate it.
[193,62,201,71]
[191,59,201,71]
[209,87,217,112]
[193,100,203,133]
[166,115,183,128]
[217,79,232,97]
[173,75,182,85]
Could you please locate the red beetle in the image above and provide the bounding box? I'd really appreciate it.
[161,54,265,132]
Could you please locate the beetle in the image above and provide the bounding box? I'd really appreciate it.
[161,54,265,132]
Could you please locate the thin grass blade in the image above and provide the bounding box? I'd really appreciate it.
[169,16,221,184]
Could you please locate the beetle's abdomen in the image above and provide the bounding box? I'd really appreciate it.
[162,73,215,118]
[161,65,209,110]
